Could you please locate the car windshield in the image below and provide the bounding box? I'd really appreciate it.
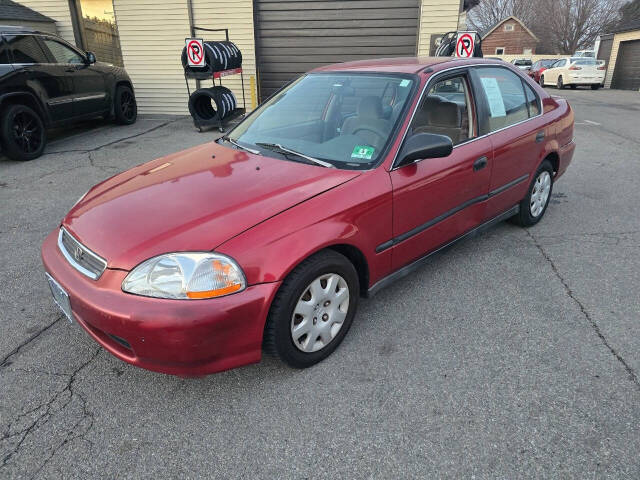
[514,60,532,66]
[227,73,416,170]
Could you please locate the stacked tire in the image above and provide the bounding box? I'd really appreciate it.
[181,41,242,79]
[188,86,237,124]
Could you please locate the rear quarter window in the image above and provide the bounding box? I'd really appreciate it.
[0,38,10,64]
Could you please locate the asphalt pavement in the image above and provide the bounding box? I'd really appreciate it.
[1,88,639,479]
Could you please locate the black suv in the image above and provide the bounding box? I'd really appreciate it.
[0,26,137,161]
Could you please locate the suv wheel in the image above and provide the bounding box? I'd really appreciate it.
[0,104,46,161]
[114,85,137,125]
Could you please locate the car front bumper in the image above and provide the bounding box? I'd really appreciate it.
[41,229,280,376]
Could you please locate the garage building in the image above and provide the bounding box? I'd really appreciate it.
[601,19,640,91]
[15,0,471,114]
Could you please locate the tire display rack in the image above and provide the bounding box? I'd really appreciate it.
[184,27,247,132]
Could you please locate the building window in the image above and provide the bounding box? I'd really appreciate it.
[71,0,123,67]
[495,48,505,55]
[523,48,532,55]
[504,24,514,32]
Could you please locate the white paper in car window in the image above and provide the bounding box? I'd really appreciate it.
[480,77,507,117]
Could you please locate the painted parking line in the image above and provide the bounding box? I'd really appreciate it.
[583,120,602,126]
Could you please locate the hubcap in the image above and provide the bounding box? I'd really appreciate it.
[121,91,135,120]
[11,112,42,153]
[530,171,551,217]
[291,273,349,353]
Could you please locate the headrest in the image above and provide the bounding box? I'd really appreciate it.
[357,96,383,118]
[424,96,461,128]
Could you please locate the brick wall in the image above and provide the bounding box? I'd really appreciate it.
[482,20,537,56]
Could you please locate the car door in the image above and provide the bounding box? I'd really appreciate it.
[544,60,563,85]
[39,36,107,117]
[387,70,492,270]
[5,34,74,121]
[470,66,551,219]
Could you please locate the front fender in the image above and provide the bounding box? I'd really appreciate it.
[215,168,394,290]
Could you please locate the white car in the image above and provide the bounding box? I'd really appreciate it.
[540,57,606,90]
[511,58,532,70]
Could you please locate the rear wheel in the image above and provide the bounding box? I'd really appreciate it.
[557,76,564,89]
[512,160,554,227]
[591,84,601,90]
[114,85,137,125]
[540,75,545,86]
[0,104,46,161]
[263,250,359,369]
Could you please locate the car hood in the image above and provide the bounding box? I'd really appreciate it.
[63,141,360,270]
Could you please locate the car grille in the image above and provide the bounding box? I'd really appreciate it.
[58,227,107,280]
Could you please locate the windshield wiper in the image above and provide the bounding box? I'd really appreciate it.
[255,142,334,168]
[222,136,261,155]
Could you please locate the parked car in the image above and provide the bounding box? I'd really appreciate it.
[528,59,557,84]
[42,57,575,376]
[540,57,606,89]
[511,58,533,70]
[0,26,137,161]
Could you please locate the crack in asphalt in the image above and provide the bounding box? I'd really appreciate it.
[1,347,101,475]
[0,317,62,369]
[525,229,640,390]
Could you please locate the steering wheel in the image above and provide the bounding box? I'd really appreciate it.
[351,126,387,145]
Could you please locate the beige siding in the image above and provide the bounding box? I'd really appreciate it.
[605,30,640,89]
[192,0,256,112]
[417,0,461,56]
[14,0,76,45]
[113,0,257,115]
[112,1,192,115]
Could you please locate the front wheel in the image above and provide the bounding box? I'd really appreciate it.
[114,85,137,125]
[0,104,46,161]
[540,75,545,86]
[557,76,564,89]
[512,160,554,227]
[263,250,359,369]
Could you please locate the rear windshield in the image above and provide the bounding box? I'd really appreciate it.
[574,59,597,66]
[514,59,532,66]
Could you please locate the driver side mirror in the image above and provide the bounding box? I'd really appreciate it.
[396,132,453,168]
[85,52,96,64]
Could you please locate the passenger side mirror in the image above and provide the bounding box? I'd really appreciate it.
[86,52,96,64]
[396,133,453,168]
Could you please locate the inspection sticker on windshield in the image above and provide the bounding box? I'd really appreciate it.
[352,145,375,160]
[399,79,410,87]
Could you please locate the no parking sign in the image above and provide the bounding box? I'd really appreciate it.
[186,38,205,67]
[455,32,475,58]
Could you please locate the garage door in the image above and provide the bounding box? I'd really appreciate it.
[612,39,640,90]
[254,0,421,100]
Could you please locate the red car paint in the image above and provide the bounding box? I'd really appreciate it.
[41,57,574,376]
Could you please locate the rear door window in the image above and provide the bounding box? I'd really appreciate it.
[473,67,529,133]
[6,35,49,64]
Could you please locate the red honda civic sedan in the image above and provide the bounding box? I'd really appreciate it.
[42,57,574,376]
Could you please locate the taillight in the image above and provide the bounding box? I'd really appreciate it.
[569,66,581,71]
[597,65,606,70]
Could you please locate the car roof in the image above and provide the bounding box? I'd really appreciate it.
[311,57,510,74]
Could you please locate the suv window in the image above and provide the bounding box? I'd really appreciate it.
[40,38,84,64]
[410,75,475,146]
[524,83,540,116]
[5,35,48,64]
[475,67,529,132]
[0,38,9,64]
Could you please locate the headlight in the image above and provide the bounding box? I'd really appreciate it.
[122,252,246,299]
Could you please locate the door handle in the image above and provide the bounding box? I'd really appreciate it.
[473,156,488,172]
[535,131,545,143]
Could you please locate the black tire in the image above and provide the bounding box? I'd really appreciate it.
[0,104,46,161]
[512,159,554,227]
[114,85,137,125]
[188,86,236,124]
[557,76,564,89]
[591,84,601,90]
[540,75,545,86]
[263,250,360,369]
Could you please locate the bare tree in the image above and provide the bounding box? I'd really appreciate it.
[468,0,625,54]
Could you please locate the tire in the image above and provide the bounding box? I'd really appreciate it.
[0,104,46,161]
[512,159,554,227]
[591,84,601,90]
[540,75,545,86]
[263,250,360,369]
[188,86,236,124]
[557,76,564,89]
[114,85,137,125]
